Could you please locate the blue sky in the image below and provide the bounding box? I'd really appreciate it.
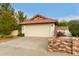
[11,3,79,21]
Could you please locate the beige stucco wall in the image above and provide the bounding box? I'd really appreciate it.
[11,30,18,36]
[22,23,55,37]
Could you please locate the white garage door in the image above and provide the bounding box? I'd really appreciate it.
[22,24,54,37]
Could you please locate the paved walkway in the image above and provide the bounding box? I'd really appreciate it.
[0,37,71,56]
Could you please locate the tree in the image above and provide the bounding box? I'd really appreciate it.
[58,20,68,26]
[0,3,18,35]
[18,11,26,23]
[0,3,14,15]
[18,11,26,36]
[68,20,79,36]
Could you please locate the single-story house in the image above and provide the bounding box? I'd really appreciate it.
[21,14,57,37]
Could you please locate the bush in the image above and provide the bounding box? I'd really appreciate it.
[0,3,19,35]
[0,35,13,38]
[68,20,79,36]
[58,21,68,26]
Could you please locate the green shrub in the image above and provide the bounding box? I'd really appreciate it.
[58,20,68,26]
[68,20,79,36]
[0,35,13,38]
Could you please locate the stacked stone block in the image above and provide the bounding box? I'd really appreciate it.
[48,37,79,55]
[48,38,72,54]
[73,39,79,55]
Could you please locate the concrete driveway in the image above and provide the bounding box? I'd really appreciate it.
[0,37,71,56]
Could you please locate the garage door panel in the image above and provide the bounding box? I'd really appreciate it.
[23,24,53,37]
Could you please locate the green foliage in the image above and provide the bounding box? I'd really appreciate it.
[0,3,14,15]
[58,20,68,26]
[0,3,26,37]
[18,10,26,36]
[18,11,26,22]
[0,34,13,38]
[0,3,18,35]
[68,20,79,36]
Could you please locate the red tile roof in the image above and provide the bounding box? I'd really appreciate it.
[20,14,58,25]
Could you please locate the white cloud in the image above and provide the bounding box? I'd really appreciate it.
[56,15,79,22]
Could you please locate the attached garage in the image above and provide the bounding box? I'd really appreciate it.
[21,14,57,37]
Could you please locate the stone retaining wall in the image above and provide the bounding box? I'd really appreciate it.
[73,39,79,55]
[48,37,79,55]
